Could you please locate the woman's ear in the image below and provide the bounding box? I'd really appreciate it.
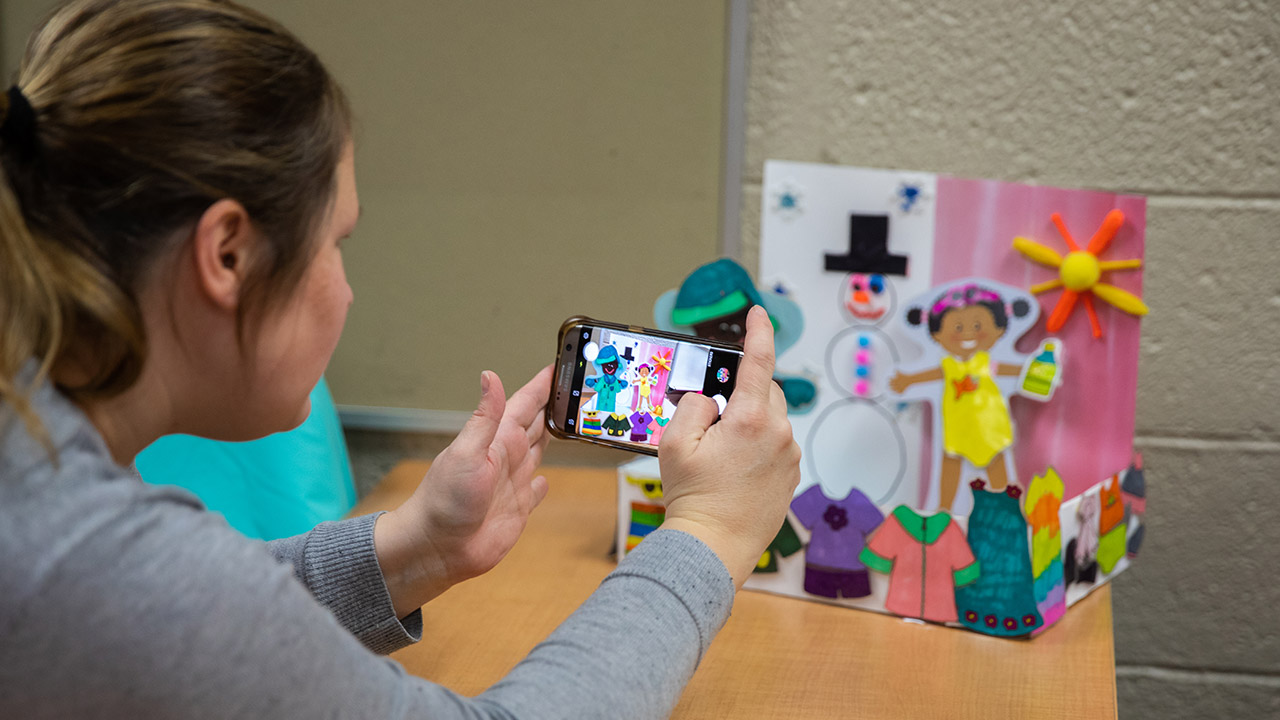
[191,198,255,312]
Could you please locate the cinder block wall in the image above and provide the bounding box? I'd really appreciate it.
[741,2,1279,717]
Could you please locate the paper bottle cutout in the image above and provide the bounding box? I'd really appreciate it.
[654,258,815,413]
[955,482,1044,637]
[1097,474,1128,573]
[1122,458,1146,558]
[1012,209,1148,339]
[755,518,804,573]
[1017,339,1065,401]
[584,344,629,413]
[790,485,884,599]
[1026,469,1067,633]
[626,501,665,554]
[891,279,1042,511]
[824,214,909,276]
[860,506,979,623]
[1064,490,1100,586]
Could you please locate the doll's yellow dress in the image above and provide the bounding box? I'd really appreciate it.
[940,351,1012,467]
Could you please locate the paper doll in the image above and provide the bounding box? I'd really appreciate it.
[631,363,658,412]
[584,345,628,413]
[889,283,1032,511]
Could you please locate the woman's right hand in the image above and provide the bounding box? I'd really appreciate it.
[657,305,802,589]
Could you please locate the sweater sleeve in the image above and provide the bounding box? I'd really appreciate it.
[266,512,422,654]
[3,476,735,720]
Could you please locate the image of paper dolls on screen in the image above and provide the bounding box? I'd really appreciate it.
[572,327,739,449]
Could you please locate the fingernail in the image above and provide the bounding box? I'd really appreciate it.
[480,371,491,397]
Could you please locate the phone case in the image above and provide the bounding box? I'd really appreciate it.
[545,316,744,456]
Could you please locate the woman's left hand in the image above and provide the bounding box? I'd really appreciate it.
[374,366,553,617]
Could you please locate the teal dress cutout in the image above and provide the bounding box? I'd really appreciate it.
[135,378,356,540]
[954,484,1044,637]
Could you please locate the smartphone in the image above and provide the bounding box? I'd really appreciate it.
[547,316,745,456]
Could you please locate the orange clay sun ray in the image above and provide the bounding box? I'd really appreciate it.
[1011,209,1148,339]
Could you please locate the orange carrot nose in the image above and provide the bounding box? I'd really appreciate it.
[853,290,870,304]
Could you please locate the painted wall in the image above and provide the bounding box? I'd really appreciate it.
[1,0,728,413]
[740,1,1279,717]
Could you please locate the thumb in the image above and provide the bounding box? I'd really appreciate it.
[658,392,719,459]
[454,371,506,459]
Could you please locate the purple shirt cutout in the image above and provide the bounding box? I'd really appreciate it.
[790,485,884,571]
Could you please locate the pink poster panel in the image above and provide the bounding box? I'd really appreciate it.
[931,177,1146,500]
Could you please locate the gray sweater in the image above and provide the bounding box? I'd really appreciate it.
[0,376,734,719]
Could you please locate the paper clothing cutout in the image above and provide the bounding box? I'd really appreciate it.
[626,501,665,553]
[791,485,884,599]
[955,483,1044,637]
[1097,474,1128,573]
[601,413,631,438]
[860,506,979,623]
[756,518,804,573]
[1026,469,1067,632]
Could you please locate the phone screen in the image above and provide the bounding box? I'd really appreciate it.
[561,325,741,450]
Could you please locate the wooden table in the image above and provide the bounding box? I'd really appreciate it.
[354,461,1118,719]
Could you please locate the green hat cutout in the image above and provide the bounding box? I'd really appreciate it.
[653,258,804,355]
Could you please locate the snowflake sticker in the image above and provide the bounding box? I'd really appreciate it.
[891,179,932,215]
[770,179,804,219]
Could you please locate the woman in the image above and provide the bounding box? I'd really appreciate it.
[0,1,801,718]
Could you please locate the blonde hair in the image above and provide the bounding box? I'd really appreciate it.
[0,0,351,449]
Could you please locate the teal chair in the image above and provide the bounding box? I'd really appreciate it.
[136,378,357,540]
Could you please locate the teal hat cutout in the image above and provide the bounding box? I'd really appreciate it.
[669,258,765,328]
[594,344,622,366]
[653,258,804,355]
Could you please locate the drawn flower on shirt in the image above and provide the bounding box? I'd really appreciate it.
[823,505,849,531]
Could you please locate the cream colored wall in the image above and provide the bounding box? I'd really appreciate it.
[257,0,727,413]
[1,1,50,73]
[2,0,729,414]
[743,2,1279,718]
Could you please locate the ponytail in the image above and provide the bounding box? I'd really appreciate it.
[0,137,62,452]
[1,91,147,454]
[0,0,351,455]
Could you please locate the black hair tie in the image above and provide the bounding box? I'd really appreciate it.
[0,85,39,160]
